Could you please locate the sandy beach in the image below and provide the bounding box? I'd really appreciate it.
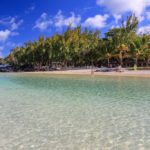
[23,69,150,78]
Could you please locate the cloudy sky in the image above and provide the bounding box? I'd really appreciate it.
[0,0,150,57]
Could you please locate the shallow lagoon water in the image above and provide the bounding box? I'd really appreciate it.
[0,73,150,150]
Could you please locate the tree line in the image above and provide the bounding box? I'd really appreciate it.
[4,14,150,70]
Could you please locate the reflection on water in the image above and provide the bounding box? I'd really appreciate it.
[0,73,150,149]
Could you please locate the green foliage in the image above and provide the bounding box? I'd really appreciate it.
[5,14,150,69]
[0,57,4,64]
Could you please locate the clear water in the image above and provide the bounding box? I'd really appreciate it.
[0,73,150,150]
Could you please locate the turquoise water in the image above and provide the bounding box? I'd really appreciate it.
[0,73,150,150]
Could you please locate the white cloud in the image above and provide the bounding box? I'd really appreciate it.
[10,18,23,30]
[54,10,81,28]
[0,17,22,57]
[0,30,11,42]
[83,14,109,28]
[97,0,150,16]
[0,17,23,31]
[111,25,120,29]
[0,29,18,42]
[138,25,150,34]
[34,13,53,31]
[113,14,122,24]
[0,42,18,58]
[145,0,150,5]
[34,11,81,31]
[139,15,145,22]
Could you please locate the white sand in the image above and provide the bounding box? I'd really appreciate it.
[23,69,150,78]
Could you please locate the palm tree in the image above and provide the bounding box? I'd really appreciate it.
[117,44,128,67]
[129,35,149,69]
[6,14,150,71]
[35,36,46,70]
[0,57,3,64]
[44,38,53,68]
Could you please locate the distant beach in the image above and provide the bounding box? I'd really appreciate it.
[22,69,150,78]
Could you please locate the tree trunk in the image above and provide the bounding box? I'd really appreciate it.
[48,60,52,70]
[107,57,110,67]
[135,57,138,67]
[119,51,123,67]
[134,57,138,70]
[64,60,67,70]
[145,58,149,67]
[91,59,94,75]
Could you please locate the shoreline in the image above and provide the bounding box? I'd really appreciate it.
[18,69,150,78]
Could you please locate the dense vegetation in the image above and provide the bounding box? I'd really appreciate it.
[0,58,3,64]
[5,14,150,70]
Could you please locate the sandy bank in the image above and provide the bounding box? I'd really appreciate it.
[22,69,150,78]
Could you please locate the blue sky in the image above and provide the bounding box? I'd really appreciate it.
[0,0,150,57]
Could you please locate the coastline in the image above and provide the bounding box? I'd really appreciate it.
[20,69,150,78]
